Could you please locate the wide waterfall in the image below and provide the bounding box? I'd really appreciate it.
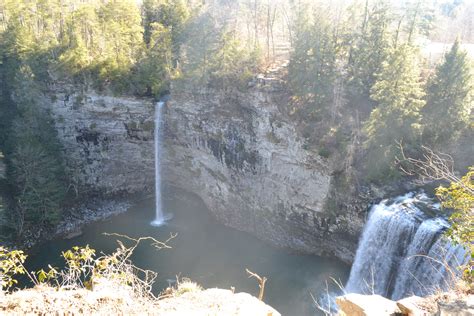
[345,192,468,300]
[151,101,166,227]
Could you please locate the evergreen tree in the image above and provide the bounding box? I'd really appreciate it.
[5,66,68,234]
[181,12,220,84]
[95,0,144,92]
[179,10,259,90]
[142,0,190,63]
[209,30,258,90]
[59,3,99,79]
[365,44,425,180]
[132,22,173,97]
[347,1,392,102]
[422,40,472,145]
[288,10,337,119]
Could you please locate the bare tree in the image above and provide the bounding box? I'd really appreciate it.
[398,144,473,194]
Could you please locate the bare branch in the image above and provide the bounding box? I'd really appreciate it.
[397,143,473,195]
[103,232,176,251]
[245,268,267,301]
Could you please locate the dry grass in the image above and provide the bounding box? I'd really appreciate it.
[0,282,159,315]
[417,281,473,313]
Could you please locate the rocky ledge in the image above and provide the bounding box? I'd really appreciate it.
[19,199,130,249]
[0,282,280,316]
[336,291,474,316]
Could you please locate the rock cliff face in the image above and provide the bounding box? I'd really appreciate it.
[47,84,365,263]
[162,88,363,263]
[49,89,156,195]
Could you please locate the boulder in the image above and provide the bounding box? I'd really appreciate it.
[396,296,430,316]
[437,295,474,316]
[336,293,402,316]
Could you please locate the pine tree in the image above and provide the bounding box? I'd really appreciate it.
[288,10,337,119]
[132,22,173,97]
[142,0,190,66]
[5,66,68,234]
[365,44,425,180]
[347,1,392,102]
[59,3,99,79]
[95,0,144,92]
[181,12,220,84]
[208,30,258,90]
[422,40,472,146]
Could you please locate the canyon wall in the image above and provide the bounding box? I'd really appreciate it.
[47,83,365,263]
[48,87,156,196]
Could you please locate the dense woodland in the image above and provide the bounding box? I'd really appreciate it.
[0,0,472,247]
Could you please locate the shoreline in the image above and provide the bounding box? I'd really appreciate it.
[10,198,133,251]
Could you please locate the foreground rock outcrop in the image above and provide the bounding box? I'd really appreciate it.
[0,284,280,316]
[336,294,402,316]
[46,83,365,263]
[336,291,474,316]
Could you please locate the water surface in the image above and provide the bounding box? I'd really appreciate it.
[26,188,349,315]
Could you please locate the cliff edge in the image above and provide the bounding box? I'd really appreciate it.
[0,282,280,316]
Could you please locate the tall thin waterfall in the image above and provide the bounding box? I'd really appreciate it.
[151,101,165,226]
[345,192,468,300]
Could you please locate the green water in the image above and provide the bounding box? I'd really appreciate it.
[26,188,349,315]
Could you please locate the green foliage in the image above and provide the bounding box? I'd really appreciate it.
[364,44,425,180]
[422,40,473,145]
[36,266,58,284]
[180,13,219,84]
[1,0,161,95]
[181,12,259,90]
[93,0,143,92]
[4,66,68,233]
[436,167,474,287]
[0,246,27,290]
[437,168,474,248]
[58,3,100,78]
[288,9,337,119]
[318,147,331,159]
[0,0,261,96]
[401,0,436,43]
[284,1,473,187]
[142,0,190,62]
[33,234,171,294]
[347,1,391,100]
[209,32,259,90]
[131,22,173,97]
[62,245,96,272]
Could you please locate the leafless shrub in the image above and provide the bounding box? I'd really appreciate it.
[310,277,346,316]
[33,232,176,300]
[398,144,472,195]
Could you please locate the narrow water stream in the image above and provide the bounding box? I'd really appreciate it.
[25,187,349,316]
